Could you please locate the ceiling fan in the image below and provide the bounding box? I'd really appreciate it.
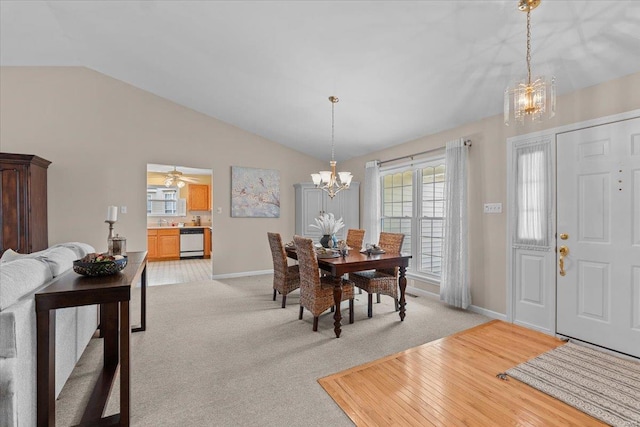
[163,166,198,188]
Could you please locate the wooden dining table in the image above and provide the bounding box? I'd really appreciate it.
[286,247,412,337]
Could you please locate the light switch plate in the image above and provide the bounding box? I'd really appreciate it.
[120,206,127,214]
[483,203,502,214]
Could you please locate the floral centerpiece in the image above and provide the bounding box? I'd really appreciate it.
[309,212,344,248]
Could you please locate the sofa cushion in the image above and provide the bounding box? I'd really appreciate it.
[0,259,53,311]
[33,247,77,278]
[0,249,27,264]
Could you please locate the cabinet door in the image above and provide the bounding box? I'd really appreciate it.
[147,234,158,259]
[157,235,179,258]
[188,184,210,211]
[294,182,359,240]
[0,165,27,253]
[204,228,211,258]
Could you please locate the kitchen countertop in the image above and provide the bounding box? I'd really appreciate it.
[147,225,212,230]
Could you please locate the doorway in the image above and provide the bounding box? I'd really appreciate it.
[146,163,213,286]
[507,110,640,359]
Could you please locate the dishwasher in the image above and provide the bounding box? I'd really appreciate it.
[179,228,204,258]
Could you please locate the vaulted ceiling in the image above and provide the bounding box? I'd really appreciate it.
[2,1,639,161]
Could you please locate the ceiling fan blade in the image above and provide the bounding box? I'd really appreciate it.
[181,177,199,183]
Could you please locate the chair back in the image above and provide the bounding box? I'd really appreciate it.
[293,235,321,293]
[378,232,404,253]
[346,228,366,251]
[267,232,288,283]
[378,232,405,276]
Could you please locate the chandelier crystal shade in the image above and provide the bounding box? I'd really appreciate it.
[504,0,556,126]
[311,96,353,199]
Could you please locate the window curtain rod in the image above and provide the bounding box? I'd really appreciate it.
[379,139,471,166]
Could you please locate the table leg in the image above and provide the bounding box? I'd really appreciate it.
[102,302,119,367]
[36,310,55,427]
[132,262,147,333]
[399,266,407,321]
[120,300,131,425]
[332,276,343,338]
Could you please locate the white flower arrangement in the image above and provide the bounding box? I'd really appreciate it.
[309,212,344,235]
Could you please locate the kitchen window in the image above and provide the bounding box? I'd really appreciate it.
[380,158,445,282]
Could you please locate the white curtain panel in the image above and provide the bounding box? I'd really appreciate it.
[440,139,470,309]
[363,160,380,245]
[514,141,552,249]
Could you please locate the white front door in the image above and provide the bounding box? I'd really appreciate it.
[556,117,640,358]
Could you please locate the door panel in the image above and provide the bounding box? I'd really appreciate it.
[557,117,640,358]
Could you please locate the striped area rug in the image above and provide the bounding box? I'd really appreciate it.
[507,343,640,427]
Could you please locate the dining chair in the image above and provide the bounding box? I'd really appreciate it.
[350,232,405,318]
[293,235,354,331]
[345,228,366,251]
[267,232,300,308]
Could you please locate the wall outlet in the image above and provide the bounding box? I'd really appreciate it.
[483,203,502,214]
[120,206,127,214]
[216,207,222,214]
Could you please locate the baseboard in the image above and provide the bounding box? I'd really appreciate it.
[406,286,507,321]
[212,269,273,280]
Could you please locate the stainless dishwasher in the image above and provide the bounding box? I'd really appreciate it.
[179,228,204,258]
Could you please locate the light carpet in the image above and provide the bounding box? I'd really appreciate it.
[507,342,640,427]
[55,274,488,426]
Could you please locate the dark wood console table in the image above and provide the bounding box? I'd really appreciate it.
[35,251,148,427]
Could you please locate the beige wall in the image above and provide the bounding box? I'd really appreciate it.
[341,72,640,315]
[2,66,638,315]
[0,67,325,275]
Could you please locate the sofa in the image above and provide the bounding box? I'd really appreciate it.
[0,243,99,427]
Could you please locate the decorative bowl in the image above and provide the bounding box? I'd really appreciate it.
[73,256,128,277]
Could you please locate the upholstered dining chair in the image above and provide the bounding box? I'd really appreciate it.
[345,228,366,251]
[293,235,355,331]
[267,232,300,308]
[350,232,405,318]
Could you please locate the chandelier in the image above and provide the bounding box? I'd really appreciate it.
[311,96,353,198]
[504,0,556,126]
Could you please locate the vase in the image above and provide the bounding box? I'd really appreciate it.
[320,234,332,248]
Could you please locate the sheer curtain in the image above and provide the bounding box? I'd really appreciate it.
[514,141,552,250]
[440,139,470,309]
[363,160,380,245]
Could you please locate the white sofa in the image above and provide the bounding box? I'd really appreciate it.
[0,243,99,427]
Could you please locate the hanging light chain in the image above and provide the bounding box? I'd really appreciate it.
[526,8,532,85]
[331,98,335,161]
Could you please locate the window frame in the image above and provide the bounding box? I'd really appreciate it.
[379,155,445,284]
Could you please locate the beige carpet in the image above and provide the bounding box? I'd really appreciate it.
[55,274,489,426]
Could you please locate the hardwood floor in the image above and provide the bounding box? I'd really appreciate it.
[319,320,606,426]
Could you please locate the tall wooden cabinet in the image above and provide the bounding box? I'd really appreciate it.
[294,182,359,241]
[0,153,51,255]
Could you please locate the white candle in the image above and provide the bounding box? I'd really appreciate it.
[107,206,118,222]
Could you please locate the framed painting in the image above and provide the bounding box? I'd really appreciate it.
[231,166,280,218]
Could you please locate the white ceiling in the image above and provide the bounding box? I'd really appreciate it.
[2,1,639,161]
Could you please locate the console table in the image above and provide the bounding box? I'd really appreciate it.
[35,251,148,427]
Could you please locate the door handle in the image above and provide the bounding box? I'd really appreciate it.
[558,245,569,276]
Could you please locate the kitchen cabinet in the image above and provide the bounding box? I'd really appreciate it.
[294,182,359,241]
[147,228,180,261]
[188,184,210,211]
[0,153,51,255]
[204,227,211,259]
[147,230,158,259]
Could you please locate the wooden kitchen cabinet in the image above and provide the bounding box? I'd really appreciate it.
[188,184,210,211]
[147,228,179,261]
[204,227,211,259]
[147,230,158,259]
[0,153,51,255]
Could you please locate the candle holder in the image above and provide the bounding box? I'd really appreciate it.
[105,220,115,253]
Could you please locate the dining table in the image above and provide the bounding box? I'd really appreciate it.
[285,247,412,337]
